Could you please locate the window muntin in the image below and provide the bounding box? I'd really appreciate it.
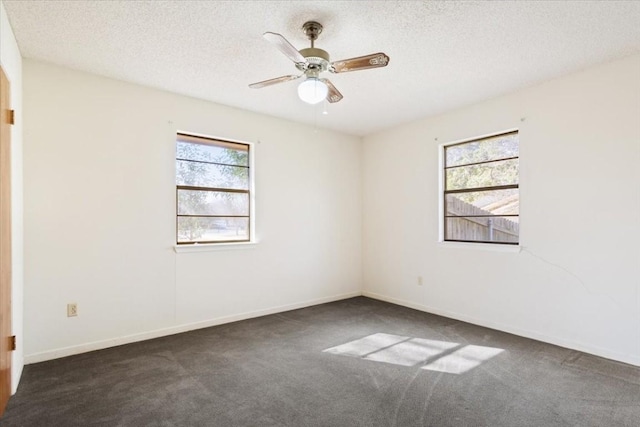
[443,131,519,245]
[176,133,251,244]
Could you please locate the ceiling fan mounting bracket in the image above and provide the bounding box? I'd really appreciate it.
[302,21,323,44]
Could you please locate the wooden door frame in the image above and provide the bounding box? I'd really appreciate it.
[0,65,13,416]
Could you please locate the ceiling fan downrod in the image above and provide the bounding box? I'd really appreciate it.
[302,21,323,48]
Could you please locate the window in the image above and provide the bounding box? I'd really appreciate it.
[443,131,519,245]
[176,133,251,244]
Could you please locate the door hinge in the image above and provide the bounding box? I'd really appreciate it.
[8,109,15,125]
[9,336,16,351]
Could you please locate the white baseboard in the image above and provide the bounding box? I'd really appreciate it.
[25,290,640,368]
[25,291,362,364]
[362,290,640,367]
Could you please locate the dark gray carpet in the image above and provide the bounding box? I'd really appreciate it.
[2,297,639,426]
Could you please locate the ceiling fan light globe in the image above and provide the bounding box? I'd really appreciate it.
[298,78,328,104]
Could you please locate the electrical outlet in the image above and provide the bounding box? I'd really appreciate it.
[67,303,78,317]
[417,276,423,286]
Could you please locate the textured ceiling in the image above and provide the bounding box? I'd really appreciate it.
[4,0,640,136]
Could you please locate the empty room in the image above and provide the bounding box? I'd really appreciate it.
[0,1,639,426]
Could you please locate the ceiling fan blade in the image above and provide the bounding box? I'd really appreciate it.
[263,32,306,64]
[330,52,390,73]
[321,78,343,103]
[249,74,301,89]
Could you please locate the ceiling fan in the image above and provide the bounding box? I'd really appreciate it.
[249,21,390,105]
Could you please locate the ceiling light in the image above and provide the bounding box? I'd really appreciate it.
[298,77,328,104]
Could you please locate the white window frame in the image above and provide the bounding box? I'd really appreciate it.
[438,129,520,250]
[174,132,256,252]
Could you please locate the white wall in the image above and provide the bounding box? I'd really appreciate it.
[22,60,362,362]
[19,51,640,367]
[362,54,640,366]
[0,0,24,392]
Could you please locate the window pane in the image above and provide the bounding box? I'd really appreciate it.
[177,217,249,243]
[446,189,518,216]
[176,159,249,190]
[446,158,518,190]
[176,141,248,167]
[177,189,248,216]
[446,217,519,243]
[446,133,518,167]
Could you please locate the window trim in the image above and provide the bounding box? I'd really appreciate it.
[438,129,520,246]
[175,132,256,246]
[174,241,258,253]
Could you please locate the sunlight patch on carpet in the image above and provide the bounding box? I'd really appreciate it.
[323,333,504,374]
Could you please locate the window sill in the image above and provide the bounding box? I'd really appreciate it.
[174,241,258,253]
[437,241,521,253]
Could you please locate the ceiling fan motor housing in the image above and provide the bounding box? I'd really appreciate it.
[297,21,330,77]
[297,47,330,75]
